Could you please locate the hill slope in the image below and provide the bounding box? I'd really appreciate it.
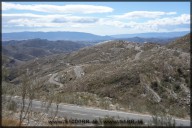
[4,34,190,119]
[115,37,177,44]
[111,31,189,38]
[166,33,190,52]
[2,39,86,61]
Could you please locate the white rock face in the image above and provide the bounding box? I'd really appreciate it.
[74,66,84,78]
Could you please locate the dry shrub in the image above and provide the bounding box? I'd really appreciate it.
[2,118,22,126]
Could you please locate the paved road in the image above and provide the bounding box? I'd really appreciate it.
[3,95,190,126]
[48,73,64,88]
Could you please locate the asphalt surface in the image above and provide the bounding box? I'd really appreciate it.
[48,73,64,88]
[3,95,190,126]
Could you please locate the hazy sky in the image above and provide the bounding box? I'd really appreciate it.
[2,2,190,35]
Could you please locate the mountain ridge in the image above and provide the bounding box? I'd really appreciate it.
[2,31,113,41]
[3,31,189,41]
[111,31,189,38]
[2,39,86,61]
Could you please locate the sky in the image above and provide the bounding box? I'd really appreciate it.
[2,2,190,36]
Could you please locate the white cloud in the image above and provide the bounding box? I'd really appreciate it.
[98,14,190,33]
[2,13,43,17]
[104,14,190,28]
[112,11,177,19]
[167,12,177,15]
[2,11,190,35]
[8,19,41,27]
[3,13,99,28]
[53,17,98,23]
[3,13,99,24]
[2,2,113,14]
[124,14,190,32]
[98,18,126,28]
[146,14,190,26]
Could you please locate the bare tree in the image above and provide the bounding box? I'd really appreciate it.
[18,70,48,126]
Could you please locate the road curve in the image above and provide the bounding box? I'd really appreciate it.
[3,95,190,126]
[48,73,64,88]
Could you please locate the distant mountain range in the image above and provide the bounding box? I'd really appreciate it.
[114,37,178,44]
[111,31,189,38]
[2,31,113,41]
[2,31,189,42]
[2,39,86,61]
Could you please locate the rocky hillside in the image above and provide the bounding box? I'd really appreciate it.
[4,34,190,119]
[166,33,190,52]
[115,37,177,44]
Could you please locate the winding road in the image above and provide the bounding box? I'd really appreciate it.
[49,65,84,88]
[48,73,64,88]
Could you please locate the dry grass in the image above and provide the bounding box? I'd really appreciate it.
[2,118,22,126]
[3,34,190,119]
